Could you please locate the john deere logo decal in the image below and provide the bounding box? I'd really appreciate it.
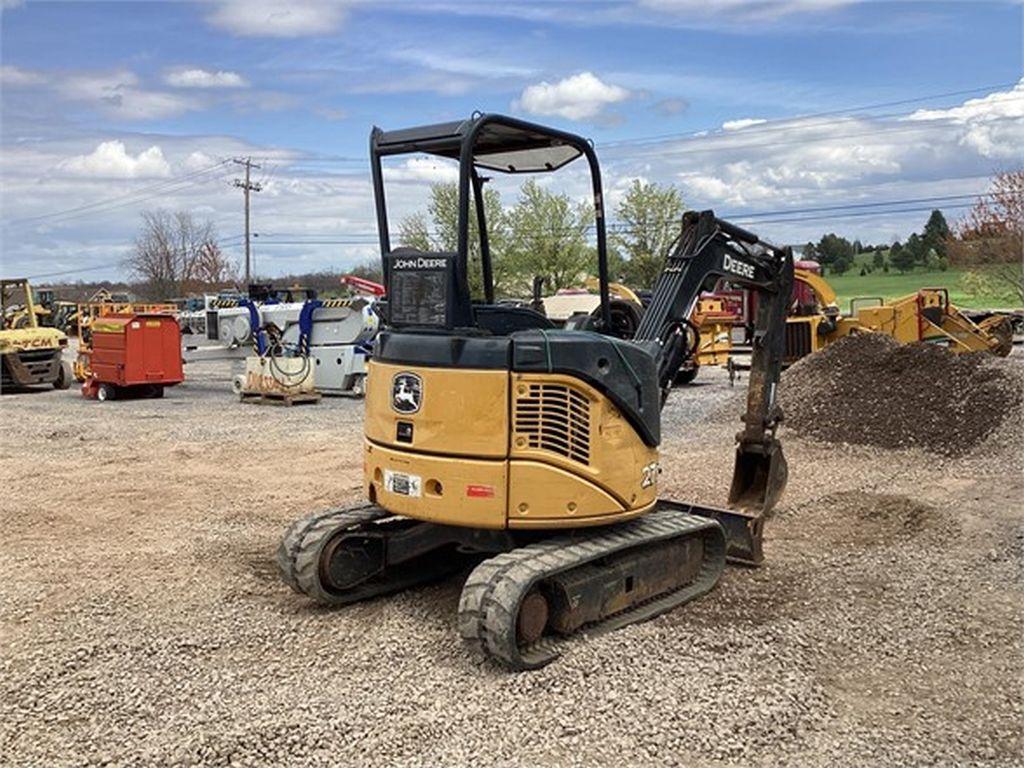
[392,372,422,414]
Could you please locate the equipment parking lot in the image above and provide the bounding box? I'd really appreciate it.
[2,355,1021,768]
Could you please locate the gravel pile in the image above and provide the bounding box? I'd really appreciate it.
[780,333,1023,456]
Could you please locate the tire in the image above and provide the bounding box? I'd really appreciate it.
[350,376,365,398]
[97,383,115,402]
[53,361,73,390]
[151,385,164,399]
[674,366,699,386]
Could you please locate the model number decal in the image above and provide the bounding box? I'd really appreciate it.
[641,461,660,489]
[722,253,755,279]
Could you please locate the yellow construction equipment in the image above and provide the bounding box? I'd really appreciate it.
[783,270,1014,361]
[277,114,794,670]
[698,268,1015,367]
[1,278,73,391]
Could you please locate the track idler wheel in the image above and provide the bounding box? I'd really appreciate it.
[277,505,477,607]
[276,504,389,604]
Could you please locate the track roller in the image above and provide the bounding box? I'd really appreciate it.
[457,508,726,670]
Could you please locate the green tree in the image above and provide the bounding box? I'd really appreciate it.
[905,233,927,265]
[506,180,593,292]
[872,249,885,269]
[831,255,851,275]
[611,180,685,289]
[802,242,819,262]
[890,242,916,273]
[816,233,855,265]
[923,209,951,259]
[397,182,513,296]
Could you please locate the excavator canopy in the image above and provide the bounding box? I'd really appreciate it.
[371,116,585,173]
[369,113,612,325]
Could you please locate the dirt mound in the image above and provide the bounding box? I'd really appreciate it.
[818,491,948,546]
[779,333,1022,456]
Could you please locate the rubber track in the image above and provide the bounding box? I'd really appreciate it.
[457,509,725,670]
[276,505,395,606]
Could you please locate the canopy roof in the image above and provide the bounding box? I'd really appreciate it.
[372,114,587,173]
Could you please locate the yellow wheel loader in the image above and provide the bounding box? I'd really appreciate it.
[1,279,73,391]
[277,114,793,670]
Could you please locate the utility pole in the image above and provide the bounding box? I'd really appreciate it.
[232,157,262,284]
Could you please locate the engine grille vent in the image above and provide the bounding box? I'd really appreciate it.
[785,321,813,363]
[18,349,59,363]
[514,383,591,465]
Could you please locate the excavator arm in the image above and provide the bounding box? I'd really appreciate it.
[635,210,794,555]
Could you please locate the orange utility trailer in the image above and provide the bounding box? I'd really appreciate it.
[81,312,184,401]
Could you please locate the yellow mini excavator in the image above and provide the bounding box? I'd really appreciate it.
[277,114,794,670]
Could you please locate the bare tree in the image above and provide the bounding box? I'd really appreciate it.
[127,210,237,298]
[949,170,1024,303]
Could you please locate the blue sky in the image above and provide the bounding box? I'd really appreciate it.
[1,0,1021,281]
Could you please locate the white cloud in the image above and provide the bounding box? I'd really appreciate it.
[4,81,1021,280]
[165,68,248,89]
[0,65,47,87]
[313,106,348,122]
[652,97,689,116]
[57,70,198,120]
[904,78,1024,160]
[182,151,219,172]
[667,117,908,207]
[384,157,459,184]
[640,0,854,20]
[60,141,172,179]
[514,72,632,122]
[205,0,349,37]
[584,80,1024,243]
[722,117,768,131]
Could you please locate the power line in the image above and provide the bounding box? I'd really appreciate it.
[600,82,1022,149]
[726,192,993,220]
[7,161,230,226]
[733,202,979,227]
[245,82,1023,168]
[26,261,125,280]
[605,112,1024,160]
[222,190,993,243]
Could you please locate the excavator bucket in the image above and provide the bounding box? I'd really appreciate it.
[702,440,788,565]
[729,439,788,516]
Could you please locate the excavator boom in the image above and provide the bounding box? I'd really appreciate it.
[636,210,794,521]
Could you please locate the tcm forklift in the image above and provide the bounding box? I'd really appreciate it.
[1,278,73,391]
[278,114,794,669]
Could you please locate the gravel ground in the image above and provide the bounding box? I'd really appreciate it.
[1,352,1021,767]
